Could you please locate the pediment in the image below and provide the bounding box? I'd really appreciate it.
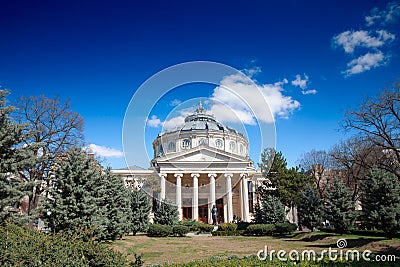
[156,147,248,163]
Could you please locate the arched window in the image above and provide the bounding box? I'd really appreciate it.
[215,139,223,148]
[199,138,208,146]
[239,143,244,154]
[182,139,191,149]
[229,141,235,151]
[168,141,176,152]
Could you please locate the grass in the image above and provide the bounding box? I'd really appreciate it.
[111,231,400,265]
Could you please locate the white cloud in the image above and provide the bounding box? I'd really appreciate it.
[146,115,162,128]
[86,144,123,158]
[169,99,181,106]
[291,74,309,89]
[302,89,317,95]
[333,30,395,53]
[210,70,300,123]
[365,1,400,26]
[343,51,387,76]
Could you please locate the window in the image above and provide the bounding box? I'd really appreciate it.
[198,138,208,146]
[229,141,235,151]
[239,144,244,154]
[182,139,191,149]
[215,139,223,148]
[168,141,176,152]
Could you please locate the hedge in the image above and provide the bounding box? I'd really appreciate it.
[218,223,237,232]
[178,219,201,231]
[147,224,173,237]
[0,223,127,267]
[172,225,190,237]
[198,224,214,233]
[275,222,297,235]
[245,224,275,236]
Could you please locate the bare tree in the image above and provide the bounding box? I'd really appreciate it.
[15,95,84,215]
[343,83,400,179]
[298,149,334,198]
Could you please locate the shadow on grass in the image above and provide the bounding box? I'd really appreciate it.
[304,237,386,249]
[290,233,334,242]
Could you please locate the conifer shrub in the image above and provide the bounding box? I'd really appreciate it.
[274,222,297,235]
[147,224,173,237]
[217,223,237,231]
[198,223,214,233]
[236,221,250,230]
[178,219,201,231]
[172,225,189,237]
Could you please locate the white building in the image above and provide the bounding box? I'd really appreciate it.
[113,103,265,223]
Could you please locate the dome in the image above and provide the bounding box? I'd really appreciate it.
[152,102,249,158]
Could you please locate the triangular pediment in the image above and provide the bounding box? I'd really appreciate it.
[156,146,248,163]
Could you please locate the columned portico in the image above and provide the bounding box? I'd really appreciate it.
[241,173,250,222]
[224,173,233,223]
[191,173,200,221]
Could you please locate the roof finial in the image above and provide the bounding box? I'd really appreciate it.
[196,100,204,113]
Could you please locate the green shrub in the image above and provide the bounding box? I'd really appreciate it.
[172,225,190,237]
[236,221,250,230]
[211,230,245,236]
[178,219,201,231]
[0,223,126,267]
[245,224,275,236]
[198,223,214,233]
[275,222,297,235]
[147,224,172,237]
[218,223,237,232]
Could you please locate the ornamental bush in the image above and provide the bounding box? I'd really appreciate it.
[198,223,214,233]
[218,223,237,232]
[178,219,201,231]
[275,222,297,235]
[172,225,190,237]
[147,224,173,237]
[245,224,275,236]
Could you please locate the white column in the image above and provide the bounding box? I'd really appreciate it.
[191,173,200,221]
[208,173,217,224]
[160,173,166,200]
[174,173,183,221]
[241,173,249,222]
[224,173,233,223]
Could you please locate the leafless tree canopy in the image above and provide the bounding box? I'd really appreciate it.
[343,83,400,179]
[15,95,84,214]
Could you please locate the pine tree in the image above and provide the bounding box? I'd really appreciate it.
[45,148,107,236]
[298,185,323,231]
[131,189,151,235]
[153,199,178,226]
[361,168,400,237]
[324,178,356,234]
[261,195,286,224]
[102,170,132,240]
[0,90,33,224]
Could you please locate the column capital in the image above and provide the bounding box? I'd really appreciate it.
[174,173,183,178]
[224,173,233,178]
[160,173,167,178]
[191,173,200,178]
[240,173,248,179]
[208,173,217,178]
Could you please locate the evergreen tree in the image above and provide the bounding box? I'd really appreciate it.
[102,170,132,240]
[261,195,286,224]
[131,188,151,235]
[298,185,323,231]
[153,199,178,226]
[361,168,400,237]
[324,178,356,234]
[45,148,107,236]
[252,198,263,224]
[0,90,33,224]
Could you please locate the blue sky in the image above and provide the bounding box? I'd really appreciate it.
[1,0,399,169]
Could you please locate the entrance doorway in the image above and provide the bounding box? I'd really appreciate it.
[182,207,192,220]
[198,204,208,223]
[216,198,224,223]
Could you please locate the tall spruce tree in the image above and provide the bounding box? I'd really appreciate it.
[131,189,151,235]
[298,185,323,231]
[153,199,178,226]
[0,90,33,224]
[361,168,400,237]
[261,195,286,224]
[45,148,107,236]
[324,178,356,234]
[101,170,132,240]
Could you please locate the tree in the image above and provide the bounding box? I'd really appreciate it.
[0,90,34,223]
[324,178,356,234]
[131,189,151,235]
[361,168,400,237]
[101,170,132,240]
[15,95,84,216]
[45,148,107,236]
[343,83,400,179]
[153,199,178,226]
[298,149,334,198]
[297,185,323,231]
[261,195,286,224]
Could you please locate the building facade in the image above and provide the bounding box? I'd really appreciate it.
[114,103,264,223]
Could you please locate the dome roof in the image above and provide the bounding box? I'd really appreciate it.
[166,102,240,135]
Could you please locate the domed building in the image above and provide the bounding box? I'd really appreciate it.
[149,102,259,223]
